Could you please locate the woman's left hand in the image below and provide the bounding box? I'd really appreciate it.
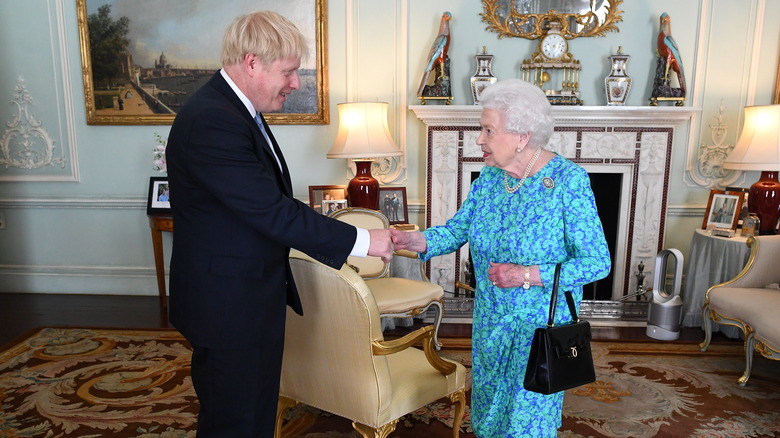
[487,262,525,289]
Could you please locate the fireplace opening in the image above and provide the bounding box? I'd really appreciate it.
[583,172,622,300]
[462,171,622,300]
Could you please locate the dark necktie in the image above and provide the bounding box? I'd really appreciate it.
[254,114,283,173]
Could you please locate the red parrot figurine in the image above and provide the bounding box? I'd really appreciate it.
[657,12,686,94]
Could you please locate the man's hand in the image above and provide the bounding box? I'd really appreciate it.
[368,229,394,263]
[389,229,428,253]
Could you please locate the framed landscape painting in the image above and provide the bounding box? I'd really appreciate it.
[76,0,328,125]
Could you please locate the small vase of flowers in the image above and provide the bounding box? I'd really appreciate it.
[152,133,167,173]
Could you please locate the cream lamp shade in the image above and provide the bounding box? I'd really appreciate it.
[722,104,780,234]
[327,102,401,210]
[723,104,780,171]
[327,102,402,159]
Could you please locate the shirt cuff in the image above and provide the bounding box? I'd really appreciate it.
[350,227,370,257]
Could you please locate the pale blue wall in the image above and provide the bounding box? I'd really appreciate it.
[0,0,778,295]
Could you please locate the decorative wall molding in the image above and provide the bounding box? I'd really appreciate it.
[0,77,65,171]
[0,264,160,296]
[0,0,79,182]
[52,0,81,181]
[342,0,407,185]
[684,0,763,189]
[0,198,144,210]
[685,103,745,189]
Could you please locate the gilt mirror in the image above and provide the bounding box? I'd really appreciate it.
[481,0,624,39]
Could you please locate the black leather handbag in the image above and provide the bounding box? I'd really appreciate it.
[523,263,596,395]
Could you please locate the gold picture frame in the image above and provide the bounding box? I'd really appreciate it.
[76,0,328,125]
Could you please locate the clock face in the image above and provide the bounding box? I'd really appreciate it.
[541,34,567,59]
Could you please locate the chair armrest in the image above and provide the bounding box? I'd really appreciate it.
[372,326,456,375]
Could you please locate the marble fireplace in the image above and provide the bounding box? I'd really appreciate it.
[410,105,698,319]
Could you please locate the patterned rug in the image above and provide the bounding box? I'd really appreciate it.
[1,328,778,437]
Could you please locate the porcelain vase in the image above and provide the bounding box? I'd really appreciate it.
[604,48,631,105]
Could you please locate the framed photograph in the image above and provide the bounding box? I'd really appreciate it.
[379,187,408,225]
[322,199,348,216]
[147,177,171,214]
[76,0,328,125]
[308,185,347,215]
[702,190,745,230]
[725,186,750,222]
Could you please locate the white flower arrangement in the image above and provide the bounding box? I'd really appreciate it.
[152,133,167,173]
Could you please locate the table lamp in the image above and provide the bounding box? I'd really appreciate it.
[723,104,780,235]
[327,102,402,210]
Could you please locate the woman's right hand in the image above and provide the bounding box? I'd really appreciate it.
[390,229,428,253]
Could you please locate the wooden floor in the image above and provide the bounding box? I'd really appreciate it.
[0,292,735,350]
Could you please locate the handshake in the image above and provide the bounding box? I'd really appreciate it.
[367,229,427,263]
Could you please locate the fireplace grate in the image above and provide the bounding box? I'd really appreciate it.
[437,297,649,322]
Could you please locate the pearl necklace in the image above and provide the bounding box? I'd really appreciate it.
[503,147,541,194]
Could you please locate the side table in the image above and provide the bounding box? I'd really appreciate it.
[148,213,173,310]
[682,228,751,338]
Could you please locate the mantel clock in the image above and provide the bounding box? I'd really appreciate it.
[520,20,582,105]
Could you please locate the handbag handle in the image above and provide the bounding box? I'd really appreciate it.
[546,263,581,327]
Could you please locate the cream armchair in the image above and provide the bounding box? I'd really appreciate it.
[329,207,445,348]
[275,250,466,438]
[700,235,780,385]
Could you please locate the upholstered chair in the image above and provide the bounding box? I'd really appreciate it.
[275,250,466,438]
[700,234,780,385]
[329,207,445,348]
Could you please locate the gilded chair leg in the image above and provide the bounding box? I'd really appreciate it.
[738,331,756,386]
[699,306,713,351]
[274,396,299,438]
[449,388,467,438]
[352,419,398,438]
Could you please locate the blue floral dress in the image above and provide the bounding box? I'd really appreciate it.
[421,154,611,437]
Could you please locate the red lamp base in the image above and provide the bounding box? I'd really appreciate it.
[748,171,780,235]
[347,160,379,210]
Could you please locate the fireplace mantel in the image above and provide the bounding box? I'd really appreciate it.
[410,105,699,127]
[410,104,700,314]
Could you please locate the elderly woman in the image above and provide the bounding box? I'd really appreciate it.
[391,79,610,437]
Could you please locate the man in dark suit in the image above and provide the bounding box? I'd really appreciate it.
[165,11,394,437]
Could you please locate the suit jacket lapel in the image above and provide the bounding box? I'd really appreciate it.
[208,73,293,197]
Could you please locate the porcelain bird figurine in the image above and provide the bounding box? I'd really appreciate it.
[417,11,452,97]
[657,12,686,94]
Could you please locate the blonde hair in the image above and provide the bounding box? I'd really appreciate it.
[479,79,555,148]
[220,11,308,66]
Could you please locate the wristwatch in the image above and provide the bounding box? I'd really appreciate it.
[523,266,531,290]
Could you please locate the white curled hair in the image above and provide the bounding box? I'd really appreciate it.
[478,79,555,148]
